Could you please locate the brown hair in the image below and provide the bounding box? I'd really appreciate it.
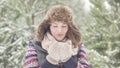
[36,5,81,48]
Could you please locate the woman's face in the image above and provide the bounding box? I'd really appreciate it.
[50,21,68,41]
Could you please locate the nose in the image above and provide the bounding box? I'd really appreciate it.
[58,27,62,33]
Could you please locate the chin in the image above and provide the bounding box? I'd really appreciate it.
[56,39,63,41]
[55,36,65,41]
[55,38,64,41]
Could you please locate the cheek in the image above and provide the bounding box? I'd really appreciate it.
[50,27,56,34]
[51,29,56,34]
[64,28,68,33]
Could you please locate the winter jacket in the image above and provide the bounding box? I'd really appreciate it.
[23,40,91,68]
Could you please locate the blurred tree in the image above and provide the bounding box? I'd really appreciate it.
[0,0,52,68]
[0,0,82,68]
[81,0,120,68]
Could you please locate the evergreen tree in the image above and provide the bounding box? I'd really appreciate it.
[82,0,120,68]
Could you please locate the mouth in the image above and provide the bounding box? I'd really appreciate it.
[57,34,63,36]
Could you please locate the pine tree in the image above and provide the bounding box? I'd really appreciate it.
[81,0,120,68]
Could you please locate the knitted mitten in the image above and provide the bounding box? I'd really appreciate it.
[47,41,74,64]
[41,33,78,65]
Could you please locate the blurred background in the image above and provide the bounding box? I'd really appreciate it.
[0,0,120,68]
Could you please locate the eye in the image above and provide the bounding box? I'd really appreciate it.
[62,26,66,27]
[52,25,58,27]
[62,25,67,28]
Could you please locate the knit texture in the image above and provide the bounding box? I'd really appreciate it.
[23,41,90,68]
[41,32,78,65]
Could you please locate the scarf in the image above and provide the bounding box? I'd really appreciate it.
[41,32,78,65]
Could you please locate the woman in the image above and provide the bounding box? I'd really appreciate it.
[23,5,90,68]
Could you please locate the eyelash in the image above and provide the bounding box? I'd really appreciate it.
[53,26,57,27]
[62,26,67,27]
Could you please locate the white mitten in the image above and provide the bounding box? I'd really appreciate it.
[41,33,78,65]
[46,40,74,65]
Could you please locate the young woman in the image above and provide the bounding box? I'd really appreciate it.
[23,5,90,68]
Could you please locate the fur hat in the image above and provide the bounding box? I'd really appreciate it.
[44,5,73,23]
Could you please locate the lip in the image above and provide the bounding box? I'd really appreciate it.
[57,34,63,36]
